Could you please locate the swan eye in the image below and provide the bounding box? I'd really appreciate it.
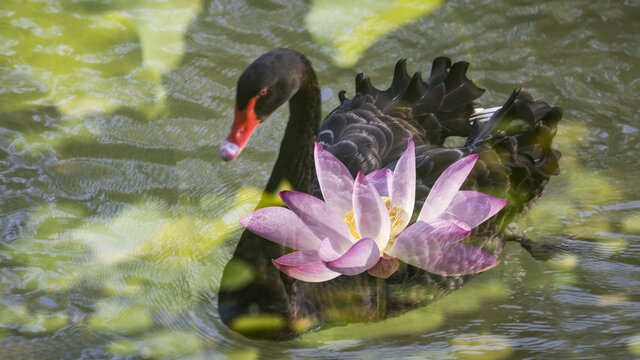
[259,88,268,96]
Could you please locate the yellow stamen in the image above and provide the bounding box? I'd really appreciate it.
[383,197,407,238]
[343,209,360,239]
[342,197,408,250]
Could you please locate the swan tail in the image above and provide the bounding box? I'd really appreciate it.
[467,88,563,162]
[412,88,562,228]
[354,57,485,145]
[465,88,563,219]
[321,57,488,178]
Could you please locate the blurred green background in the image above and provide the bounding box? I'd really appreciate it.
[1,0,639,359]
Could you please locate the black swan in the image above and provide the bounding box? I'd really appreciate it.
[218,48,562,339]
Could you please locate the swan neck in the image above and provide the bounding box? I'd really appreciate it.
[266,69,321,194]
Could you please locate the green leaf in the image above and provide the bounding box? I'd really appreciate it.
[306,0,443,67]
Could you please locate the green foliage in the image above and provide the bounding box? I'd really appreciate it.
[299,278,508,343]
[2,187,262,348]
[450,333,513,360]
[0,0,201,117]
[230,314,286,335]
[218,258,254,292]
[0,0,636,358]
[518,119,629,253]
[306,0,443,67]
[628,333,640,357]
[621,213,640,235]
[108,329,204,358]
[88,301,154,334]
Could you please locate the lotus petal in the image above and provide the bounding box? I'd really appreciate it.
[240,207,322,250]
[280,190,354,255]
[418,154,479,222]
[272,250,341,282]
[353,173,391,250]
[386,219,471,259]
[314,142,354,216]
[441,191,508,228]
[367,256,399,278]
[400,242,500,276]
[436,211,471,232]
[318,236,345,262]
[366,168,392,197]
[325,238,380,275]
[390,138,416,227]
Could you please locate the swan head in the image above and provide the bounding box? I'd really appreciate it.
[221,49,309,161]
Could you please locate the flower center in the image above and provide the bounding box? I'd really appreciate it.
[342,197,408,244]
[383,197,406,238]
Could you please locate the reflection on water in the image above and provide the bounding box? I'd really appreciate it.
[1,0,639,359]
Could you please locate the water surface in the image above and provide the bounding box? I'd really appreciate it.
[1,0,639,359]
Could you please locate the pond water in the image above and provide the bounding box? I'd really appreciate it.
[1,0,639,359]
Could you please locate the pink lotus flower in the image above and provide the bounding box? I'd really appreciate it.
[239,140,508,282]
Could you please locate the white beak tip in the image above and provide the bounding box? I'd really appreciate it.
[220,140,240,162]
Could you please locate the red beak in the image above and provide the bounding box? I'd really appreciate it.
[220,96,260,162]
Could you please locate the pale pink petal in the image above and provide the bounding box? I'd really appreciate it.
[367,257,399,278]
[318,237,344,262]
[325,238,380,276]
[272,250,341,282]
[240,207,321,250]
[314,143,354,216]
[353,173,391,250]
[400,243,499,276]
[386,219,471,259]
[418,154,479,222]
[441,191,508,228]
[390,139,416,227]
[436,212,472,232]
[366,168,392,197]
[280,190,354,255]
